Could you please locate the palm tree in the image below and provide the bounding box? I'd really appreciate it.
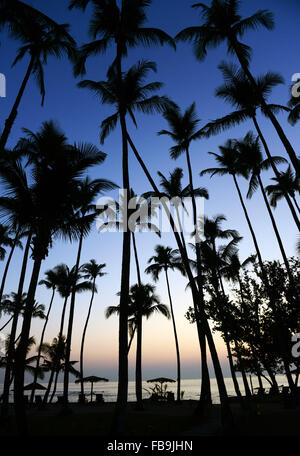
[0,9,75,150]
[79,58,171,426]
[145,245,185,402]
[237,132,294,282]
[29,266,62,403]
[63,176,116,406]
[79,260,106,396]
[266,166,300,215]
[176,0,299,175]
[201,141,297,395]
[0,122,106,434]
[0,228,24,304]
[70,0,174,430]
[201,62,300,230]
[106,283,170,409]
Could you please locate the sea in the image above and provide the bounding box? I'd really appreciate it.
[0,375,289,403]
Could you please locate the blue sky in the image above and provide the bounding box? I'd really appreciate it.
[0,0,299,382]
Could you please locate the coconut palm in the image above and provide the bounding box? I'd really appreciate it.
[176,0,299,175]
[266,166,300,214]
[106,283,170,409]
[0,228,24,304]
[236,132,294,282]
[0,9,75,150]
[201,142,297,395]
[29,266,62,403]
[145,245,185,402]
[70,1,174,429]
[201,62,300,230]
[0,122,107,434]
[63,176,116,406]
[79,260,106,396]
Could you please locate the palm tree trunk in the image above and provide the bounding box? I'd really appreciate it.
[127,324,136,354]
[165,268,181,402]
[257,173,294,283]
[0,56,34,150]
[63,230,84,407]
[252,115,300,231]
[0,231,20,303]
[234,340,252,398]
[126,133,233,426]
[14,254,43,435]
[0,315,13,332]
[43,368,55,405]
[132,232,143,410]
[225,336,242,400]
[111,112,131,431]
[232,40,299,175]
[30,287,56,404]
[59,296,69,339]
[1,232,32,420]
[292,196,300,215]
[233,174,296,395]
[80,279,96,396]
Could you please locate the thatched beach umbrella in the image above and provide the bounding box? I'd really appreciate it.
[23,382,47,391]
[147,377,175,396]
[75,376,109,402]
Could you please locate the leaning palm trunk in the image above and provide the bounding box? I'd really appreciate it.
[1,233,32,420]
[63,230,84,406]
[257,173,294,284]
[14,254,43,436]
[234,341,252,398]
[0,56,34,150]
[0,315,13,332]
[231,39,299,175]
[79,278,96,396]
[126,133,233,426]
[111,110,131,433]
[252,116,300,231]
[132,232,143,410]
[165,268,181,402]
[30,287,55,404]
[224,336,242,401]
[0,230,20,303]
[185,145,212,409]
[232,174,296,395]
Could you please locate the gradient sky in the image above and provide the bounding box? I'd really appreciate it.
[0,0,299,382]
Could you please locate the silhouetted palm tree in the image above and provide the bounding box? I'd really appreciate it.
[63,176,116,406]
[106,283,170,409]
[79,260,106,396]
[145,245,185,402]
[0,9,75,149]
[176,0,299,174]
[202,62,300,230]
[237,132,294,282]
[266,166,300,215]
[0,228,24,304]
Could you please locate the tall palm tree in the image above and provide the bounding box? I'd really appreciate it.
[0,228,24,304]
[0,122,106,434]
[201,141,297,395]
[237,132,294,282]
[176,0,299,175]
[79,58,171,426]
[29,266,62,403]
[0,10,75,149]
[201,62,300,230]
[70,0,174,430]
[106,283,170,409]
[79,260,106,396]
[266,166,300,215]
[145,245,185,402]
[63,176,116,406]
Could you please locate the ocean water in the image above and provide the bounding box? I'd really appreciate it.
[0,375,289,403]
